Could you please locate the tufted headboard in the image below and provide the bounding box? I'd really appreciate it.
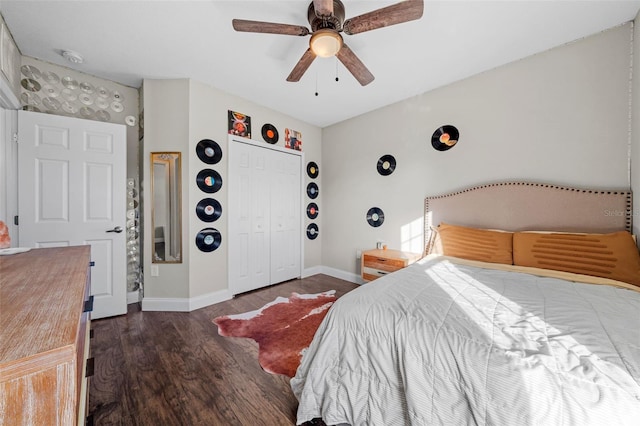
[424,182,633,255]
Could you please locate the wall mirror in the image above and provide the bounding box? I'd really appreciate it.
[151,152,182,263]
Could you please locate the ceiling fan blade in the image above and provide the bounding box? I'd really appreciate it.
[343,0,424,35]
[313,0,334,17]
[232,19,310,36]
[287,49,317,82]
[336,44,374,86]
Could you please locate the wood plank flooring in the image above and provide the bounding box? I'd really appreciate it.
[88,274,359,425]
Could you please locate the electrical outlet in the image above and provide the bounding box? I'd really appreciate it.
[356,249,362,259]
[151,265,159,276]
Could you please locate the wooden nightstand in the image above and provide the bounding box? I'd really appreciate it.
[361,249,422,282]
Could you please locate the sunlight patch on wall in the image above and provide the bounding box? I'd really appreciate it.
[401,216,424,254]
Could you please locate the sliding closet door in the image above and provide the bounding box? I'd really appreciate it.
[270,151,301,284]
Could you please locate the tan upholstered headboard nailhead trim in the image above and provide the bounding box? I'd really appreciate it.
[423,182,633,256]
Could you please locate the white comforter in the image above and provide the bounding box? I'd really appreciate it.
[291,256,640,425]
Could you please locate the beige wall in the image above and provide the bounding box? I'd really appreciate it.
[322,23,634,276]
[142,79,190,298]
[143,78,322,303]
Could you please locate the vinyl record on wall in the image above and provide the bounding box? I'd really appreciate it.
[306,182,319,199]
[377,155,396,176]
[195,228,222,252]
[306,203,319,219]
[366,207,385,227]
[306,223,319,240]
[431,125,459,151]
[196,169,223,193]
[196,198,222,222]
[261,123,279,144]
[307,161,319,179]
[196,139,223,164]
[21,78,41,92]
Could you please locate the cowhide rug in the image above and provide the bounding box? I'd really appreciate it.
[213,290,337,378]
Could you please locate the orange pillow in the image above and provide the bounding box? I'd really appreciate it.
[434,222,513,265]
[513,231,640,287]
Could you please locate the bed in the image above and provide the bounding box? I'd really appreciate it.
[291,182,640,426]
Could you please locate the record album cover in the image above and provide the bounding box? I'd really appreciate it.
[228,110,251,138]
[285,128,302,151]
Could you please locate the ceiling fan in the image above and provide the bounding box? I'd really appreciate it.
[232,0,424,86]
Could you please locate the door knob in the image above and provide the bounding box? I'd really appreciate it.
[106,226,123,233]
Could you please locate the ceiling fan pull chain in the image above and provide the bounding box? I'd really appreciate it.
[315,71,319,96]
[335,57,340,82]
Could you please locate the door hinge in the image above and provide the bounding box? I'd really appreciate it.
[13,216,18,226]
[12,133,17,143]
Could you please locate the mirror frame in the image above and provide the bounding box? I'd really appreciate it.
[150,152,182,263]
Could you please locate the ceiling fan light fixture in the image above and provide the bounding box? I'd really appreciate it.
[310,29,343,57]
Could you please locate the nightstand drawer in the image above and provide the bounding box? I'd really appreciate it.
[362,255,405,272]
[360,249,422,282]
[362,267,395,280]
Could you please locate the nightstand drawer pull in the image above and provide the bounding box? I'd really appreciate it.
[376,258,387,262]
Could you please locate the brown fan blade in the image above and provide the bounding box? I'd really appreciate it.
[286,49,317,82]
[336,44,374,86]
[232,19,310,36]
[342,0,424,35]
[313,0,334,17]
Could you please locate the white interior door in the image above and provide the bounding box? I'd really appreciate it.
[270,151,301,284]
[228,140,270,294]
[18,110,127,319]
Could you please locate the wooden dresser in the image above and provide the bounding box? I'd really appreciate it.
[0,246,93,426]
[361,248,422,282]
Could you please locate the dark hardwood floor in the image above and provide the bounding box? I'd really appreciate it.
[88,274,359,425]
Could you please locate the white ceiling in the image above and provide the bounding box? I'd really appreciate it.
[3,1,640,127]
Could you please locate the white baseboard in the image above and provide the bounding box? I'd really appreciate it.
[142,288,233,312]
[302,265,323,278]
[140,266,361,312]
[318,266,364,285]
[127,290,140,304]
[189,289,233,311]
